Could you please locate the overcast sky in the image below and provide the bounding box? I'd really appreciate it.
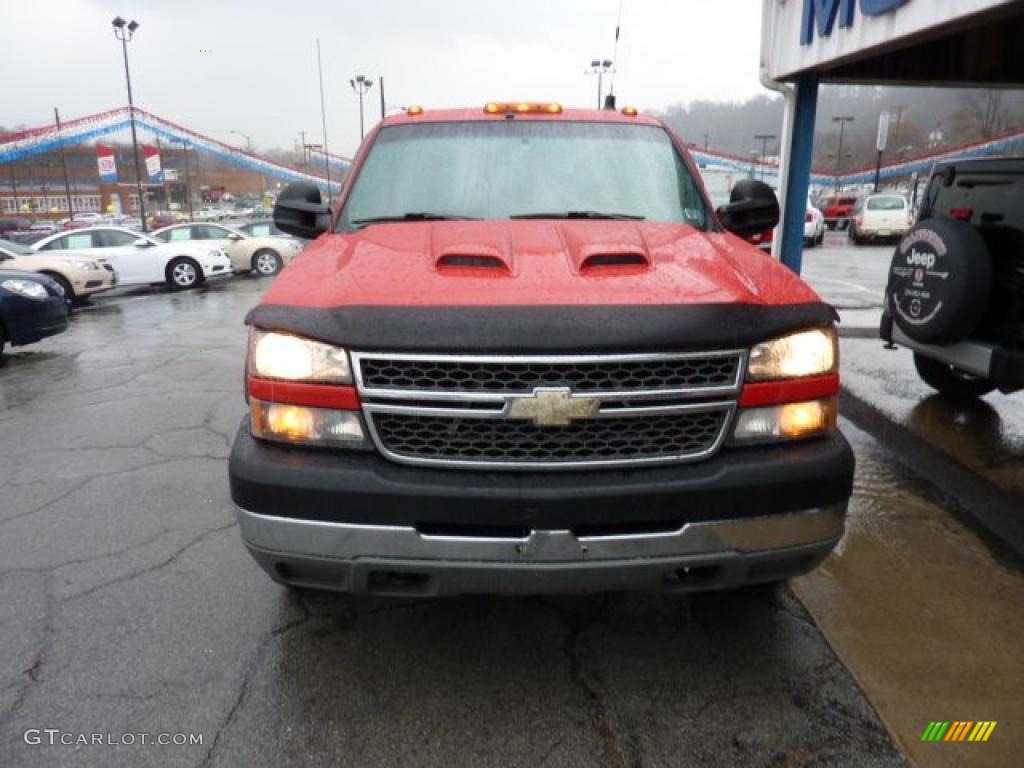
[1,0,766,156]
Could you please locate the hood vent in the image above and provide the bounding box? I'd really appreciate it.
[436,253,510,273]
[579,252,650,272]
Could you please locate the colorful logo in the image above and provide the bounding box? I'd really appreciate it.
[921,721,997,742]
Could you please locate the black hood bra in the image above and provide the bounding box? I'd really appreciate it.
[246,302,839,354]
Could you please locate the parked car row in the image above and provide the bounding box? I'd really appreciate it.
[813,192,913,245]
[0,220,306,357]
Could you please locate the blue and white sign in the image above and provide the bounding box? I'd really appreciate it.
[764,0,1017,81]
[800,0,911,45]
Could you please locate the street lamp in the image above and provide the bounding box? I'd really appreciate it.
[831,115,854,191]
[111,16,147,230]
[349,75,374,142]
[585,59,614,110]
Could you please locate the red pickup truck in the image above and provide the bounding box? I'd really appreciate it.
[228,103,853,597]
[819,194,860,230]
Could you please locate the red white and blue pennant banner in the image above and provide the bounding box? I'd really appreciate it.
[143,145,163,182]
[95,144,117,182]
[0,107,349,192]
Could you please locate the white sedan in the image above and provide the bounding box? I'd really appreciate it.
[804,199,826,247]
[31,226,232,290]
[151,222,303,275]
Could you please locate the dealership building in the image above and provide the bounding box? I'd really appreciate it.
[762,0,1024,273]
[0,143,272,218]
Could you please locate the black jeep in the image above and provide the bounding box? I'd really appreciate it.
[881,157,1024,398]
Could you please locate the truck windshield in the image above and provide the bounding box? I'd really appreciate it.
[337,121,708,231]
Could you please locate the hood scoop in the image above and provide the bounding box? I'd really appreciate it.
[436,252,511,274]
[578,250,650,274]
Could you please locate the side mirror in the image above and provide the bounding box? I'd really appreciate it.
[274,183,331,240]
[133,238,153,247]
[715,179,780,238]
[227,233,243,241]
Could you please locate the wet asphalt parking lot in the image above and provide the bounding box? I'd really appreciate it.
[1,237,1022,767]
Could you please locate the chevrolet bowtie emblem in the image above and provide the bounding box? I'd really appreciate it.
[506,387,600,427]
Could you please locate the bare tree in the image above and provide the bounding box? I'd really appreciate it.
[955,90,1011,139]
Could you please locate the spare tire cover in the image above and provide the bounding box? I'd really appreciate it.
[886,217,991,344]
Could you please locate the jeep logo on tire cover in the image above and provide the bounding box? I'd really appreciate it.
[889,232,948,327]
[885,218,992,346]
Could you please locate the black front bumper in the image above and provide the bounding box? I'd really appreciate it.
[5,295,68,346]
[229,422,855,532]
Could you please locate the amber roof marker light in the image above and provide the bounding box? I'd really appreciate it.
[621,106,639,116]
[406,105,424,116]
[484,102,563,115]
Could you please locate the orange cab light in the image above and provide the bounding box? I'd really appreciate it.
[406,105,424,115]
[484,102,563,114]
[621,106,639,116]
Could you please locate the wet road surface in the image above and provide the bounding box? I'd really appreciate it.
[795,421,1024,768]
[0,272,1017,766]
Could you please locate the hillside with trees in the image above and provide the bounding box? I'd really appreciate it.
[658,86,1024,172]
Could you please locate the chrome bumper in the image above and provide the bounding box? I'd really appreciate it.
[237,503,846,596]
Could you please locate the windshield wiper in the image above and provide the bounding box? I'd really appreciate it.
[510,210,646,221]
[350,212,482,227]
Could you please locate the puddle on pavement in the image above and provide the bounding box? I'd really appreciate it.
[840,338,1024,498]
[906,396,1024,496]
[794,419,1024,768]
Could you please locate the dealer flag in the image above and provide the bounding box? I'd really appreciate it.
[143,145,163,182]
[96,145,117,182]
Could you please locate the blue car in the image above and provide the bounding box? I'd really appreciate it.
[0,269,69,358]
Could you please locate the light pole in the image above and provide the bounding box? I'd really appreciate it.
[173,138,194,220]
[754,133,776,180]
[230,130,263,196]
[111,16,147,231]
[54,108,75,219]
[316,40,332,204]
[585,59,614,109]
[230,130,253,152]
[350,74,374,142]
[831,115,854,192]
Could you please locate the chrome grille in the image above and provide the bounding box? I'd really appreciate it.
[354,351,744,470]
[357,353,741,395]
[371,409,730,465]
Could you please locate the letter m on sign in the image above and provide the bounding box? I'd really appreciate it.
[801,0,855,45]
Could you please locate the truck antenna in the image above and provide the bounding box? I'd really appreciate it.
[608,0,623,100]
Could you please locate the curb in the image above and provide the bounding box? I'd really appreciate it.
[840,385,1024,567]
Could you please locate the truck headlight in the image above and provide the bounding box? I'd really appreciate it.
[250,329,351,384]
[2,279,49,300]
[747,328,837,381]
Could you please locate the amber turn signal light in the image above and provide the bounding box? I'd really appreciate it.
[484,102,563,114]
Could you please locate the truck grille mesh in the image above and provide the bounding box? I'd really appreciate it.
[355,351,743,469]
[359,355,740,394]
[371,410,729,465]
